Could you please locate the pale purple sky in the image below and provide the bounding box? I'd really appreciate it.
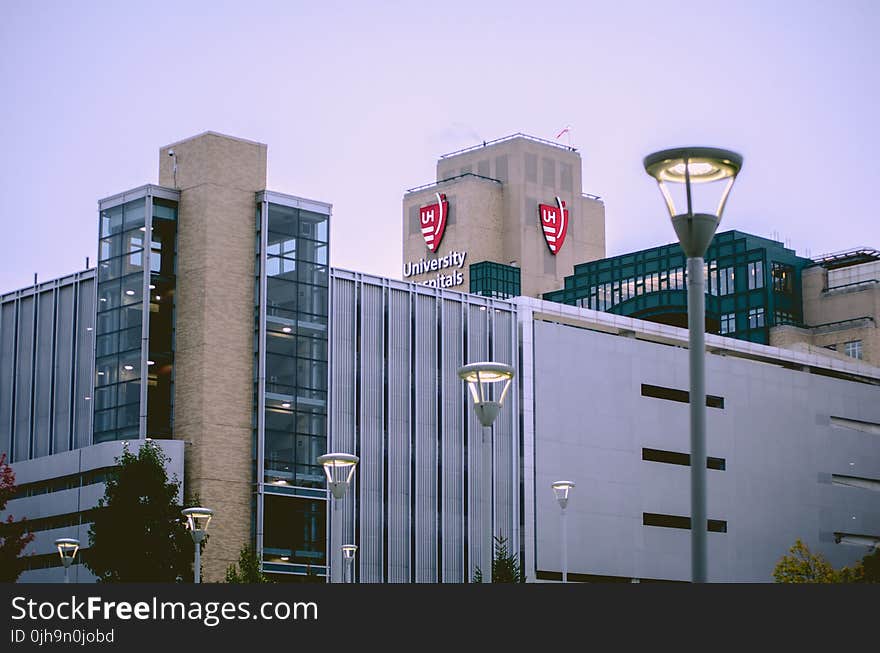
[1,0,878,292]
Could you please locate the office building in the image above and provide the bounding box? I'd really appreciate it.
[2,132,878,583]
[402,134,605,298]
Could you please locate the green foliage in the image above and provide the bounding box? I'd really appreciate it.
[773,539,866,583]
[473,535,525,583]
[861,547,880,583]
[225,545,272,583]
[0,452,35,582]
[86,441,196,582]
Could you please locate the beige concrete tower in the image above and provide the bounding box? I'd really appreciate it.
[159,132,267,581]
[402,134,605,298]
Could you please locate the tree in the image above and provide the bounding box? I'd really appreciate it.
[773,539,863,583]
[86,440,196,582]
[0,452,35,582]
[225,544,272,583]
[861,547,880,583]
[473,535,525,583]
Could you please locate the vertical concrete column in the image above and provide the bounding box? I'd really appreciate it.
[159,132,268,582]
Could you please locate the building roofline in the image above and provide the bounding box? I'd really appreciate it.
[439,132,578,159]
[515,296,880,386]
[160,130,268,151]
[1,267,96,301]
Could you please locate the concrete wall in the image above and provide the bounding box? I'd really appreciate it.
[158,132,267,581]
[528,309,880,582]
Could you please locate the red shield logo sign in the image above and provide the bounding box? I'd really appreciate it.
[539,197,569,255]
[420,192,448,252]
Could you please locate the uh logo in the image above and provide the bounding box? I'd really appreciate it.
[539,196,569,255]
[420,192,448,252]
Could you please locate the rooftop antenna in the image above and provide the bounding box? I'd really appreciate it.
[168,149,178,188]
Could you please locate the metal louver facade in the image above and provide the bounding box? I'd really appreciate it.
[329,269,519,582]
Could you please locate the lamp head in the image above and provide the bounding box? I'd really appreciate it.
[551,480,575,509]
[644,147,743,257]
[317,453,359,499]
[182,507,213,542]
[55,538,80,568]
[342,544,358,561]
[458,362,515,427]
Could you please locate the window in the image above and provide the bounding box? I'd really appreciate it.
[720,313,736,335]
[748,307,765,329]
[844,340,863,360]
[748,261,763,289]
[774,311,795,326]
[706,260,717,295]
[772,262,794,293]
[718,267,735,295]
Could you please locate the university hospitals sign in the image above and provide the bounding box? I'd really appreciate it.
[403,249,467,288]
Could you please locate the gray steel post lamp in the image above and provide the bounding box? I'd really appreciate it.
[317,453,359,583]
[182,507,213,584]
[459,361,514,582]
[342,544,358,583]
[54,538,80,584]
[551,481,575,583]
[644,147,743,583]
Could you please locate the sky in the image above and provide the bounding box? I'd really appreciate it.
[1,0,878,292]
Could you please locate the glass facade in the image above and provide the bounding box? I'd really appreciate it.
[544,230,812,344]
[469,261,521,299]
[255,193,331,579]
[94,188,178,443]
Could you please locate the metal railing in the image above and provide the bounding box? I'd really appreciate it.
[825,279,878,293]
[439,132,578,159]
[809,316,874,334]
[812,247,880,266]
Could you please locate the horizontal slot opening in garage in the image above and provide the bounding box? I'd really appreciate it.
[641,383,724,409]
[643,512,727,533]
[642,448,726,470]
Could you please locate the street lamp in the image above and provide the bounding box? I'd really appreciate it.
[644,146,743,583]
[459,361,515,583]
[54,538,80,584]
[317,453,359,583]
[458,362,514,427]
[342,544,358,583]
[551,481,575,583]
[182,507,213,584]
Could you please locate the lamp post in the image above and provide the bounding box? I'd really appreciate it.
[342,544,358,583]
[182,507,213,584]
[317,453,359,583]
[551,481,575,583]
[54,538,80,584]
[644,147,743,583]
[459,361,515,582]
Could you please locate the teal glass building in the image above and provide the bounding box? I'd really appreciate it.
[543,230,813,344]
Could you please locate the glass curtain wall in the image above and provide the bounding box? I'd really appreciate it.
[255,193,330,580]
[94,187,178,443]
[544,231,811,345]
